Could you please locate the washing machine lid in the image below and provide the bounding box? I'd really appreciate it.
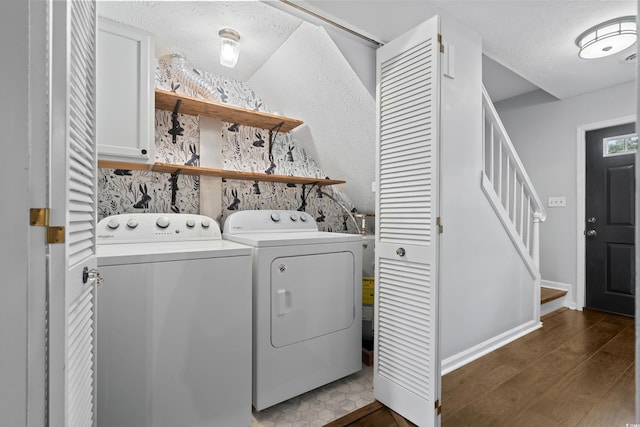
[223,231,361,247]
[98,239,251,265]
[97,213,251,264]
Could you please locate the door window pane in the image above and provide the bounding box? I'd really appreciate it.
[604,133,638,157]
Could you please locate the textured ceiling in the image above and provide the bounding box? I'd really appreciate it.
[99,1,638,101]
[97,1,302,81]
[433,0,637,99]
[303,0,638,100]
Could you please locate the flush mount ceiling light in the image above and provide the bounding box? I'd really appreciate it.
[219,28,241,68]
[575,16,637,59]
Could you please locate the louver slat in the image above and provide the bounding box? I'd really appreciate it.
[67,0,96,271]
[67,285,95,427]
[66,1,97,426]
[378,40,434,246]
[377,259,431,399]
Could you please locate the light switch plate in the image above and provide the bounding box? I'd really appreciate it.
[548,196,566,207]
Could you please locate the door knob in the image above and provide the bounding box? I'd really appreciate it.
[396,247,406,257]
[586,229,597,237]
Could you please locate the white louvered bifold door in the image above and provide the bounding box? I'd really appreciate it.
[374,15,441,427]
[48,1,98,426]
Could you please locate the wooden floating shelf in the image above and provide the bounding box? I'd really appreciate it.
[98,160,345,187]
[155,89,304,133]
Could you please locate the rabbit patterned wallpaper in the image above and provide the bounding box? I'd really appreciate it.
[97,57,359,233]
[98,110,201,218]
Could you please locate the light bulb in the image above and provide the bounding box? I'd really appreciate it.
[219,28,240,68]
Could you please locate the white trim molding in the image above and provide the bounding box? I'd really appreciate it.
[576,115,635,311]
[441,320,542,375]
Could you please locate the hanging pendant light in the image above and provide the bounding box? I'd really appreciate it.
[575,16,637,59]
[219,28,241,68]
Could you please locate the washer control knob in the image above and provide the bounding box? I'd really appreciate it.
[156,216,170,229]
[186,218,196,228]
[107,218,120,230]
[201,219,211,228]
[290,214,298,221]
[300,214,308,222]
[126,218,139,229]
[270,212,281,222]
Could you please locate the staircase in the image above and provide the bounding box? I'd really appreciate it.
[540,286,568,317]
[481,85,548,317]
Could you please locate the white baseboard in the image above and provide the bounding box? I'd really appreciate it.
[441,320,542,375]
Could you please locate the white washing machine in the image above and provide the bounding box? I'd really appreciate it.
[96,213,252,427]
[223,210,362,411]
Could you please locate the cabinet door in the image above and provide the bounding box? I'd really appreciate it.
[374,15,441,427]
[97,18,154,163]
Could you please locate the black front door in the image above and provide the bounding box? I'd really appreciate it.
[585,122,636,316]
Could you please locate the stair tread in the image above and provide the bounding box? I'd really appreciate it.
[541,287,567,304]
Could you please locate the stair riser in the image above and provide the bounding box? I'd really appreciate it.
[541,296,567,317]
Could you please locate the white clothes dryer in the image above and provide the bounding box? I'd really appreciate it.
[223,210,362,411]
[96,213,252,427]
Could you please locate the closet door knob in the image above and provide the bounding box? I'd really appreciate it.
[396,247,406,257]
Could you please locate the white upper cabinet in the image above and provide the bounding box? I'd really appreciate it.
[97,18,154,163]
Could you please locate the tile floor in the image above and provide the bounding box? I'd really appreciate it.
[251,365,374,427]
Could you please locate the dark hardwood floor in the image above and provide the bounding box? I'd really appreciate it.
[331,309,635,426]
[325,400,417,427]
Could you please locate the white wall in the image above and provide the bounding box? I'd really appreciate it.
[322,26,377,98]
[495,81,637,308]
[248,21,376,213]
[263,1,378,97]
[439,15,538,368]
[1,0,29,425]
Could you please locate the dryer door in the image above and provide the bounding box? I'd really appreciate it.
[271,252,355,348]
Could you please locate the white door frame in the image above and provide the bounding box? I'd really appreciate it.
[575,114,636,311]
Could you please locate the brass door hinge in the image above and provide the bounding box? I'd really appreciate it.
[436,217,443,234]
[435,399,442,415]
[438,33,444,53]
[30,208,49,227]
[47,227,65,244]
[30,208,65,244]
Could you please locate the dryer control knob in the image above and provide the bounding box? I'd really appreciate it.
[290,214,298,221]
[185,218,196,228]
[107,218,120,230]
[300,214,308,222]
[270,212,281,222]
[126,218,139,229]
[156,216,170,229]
[201,219,211,228]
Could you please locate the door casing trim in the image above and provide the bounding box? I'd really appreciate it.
[576,114,636,311]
